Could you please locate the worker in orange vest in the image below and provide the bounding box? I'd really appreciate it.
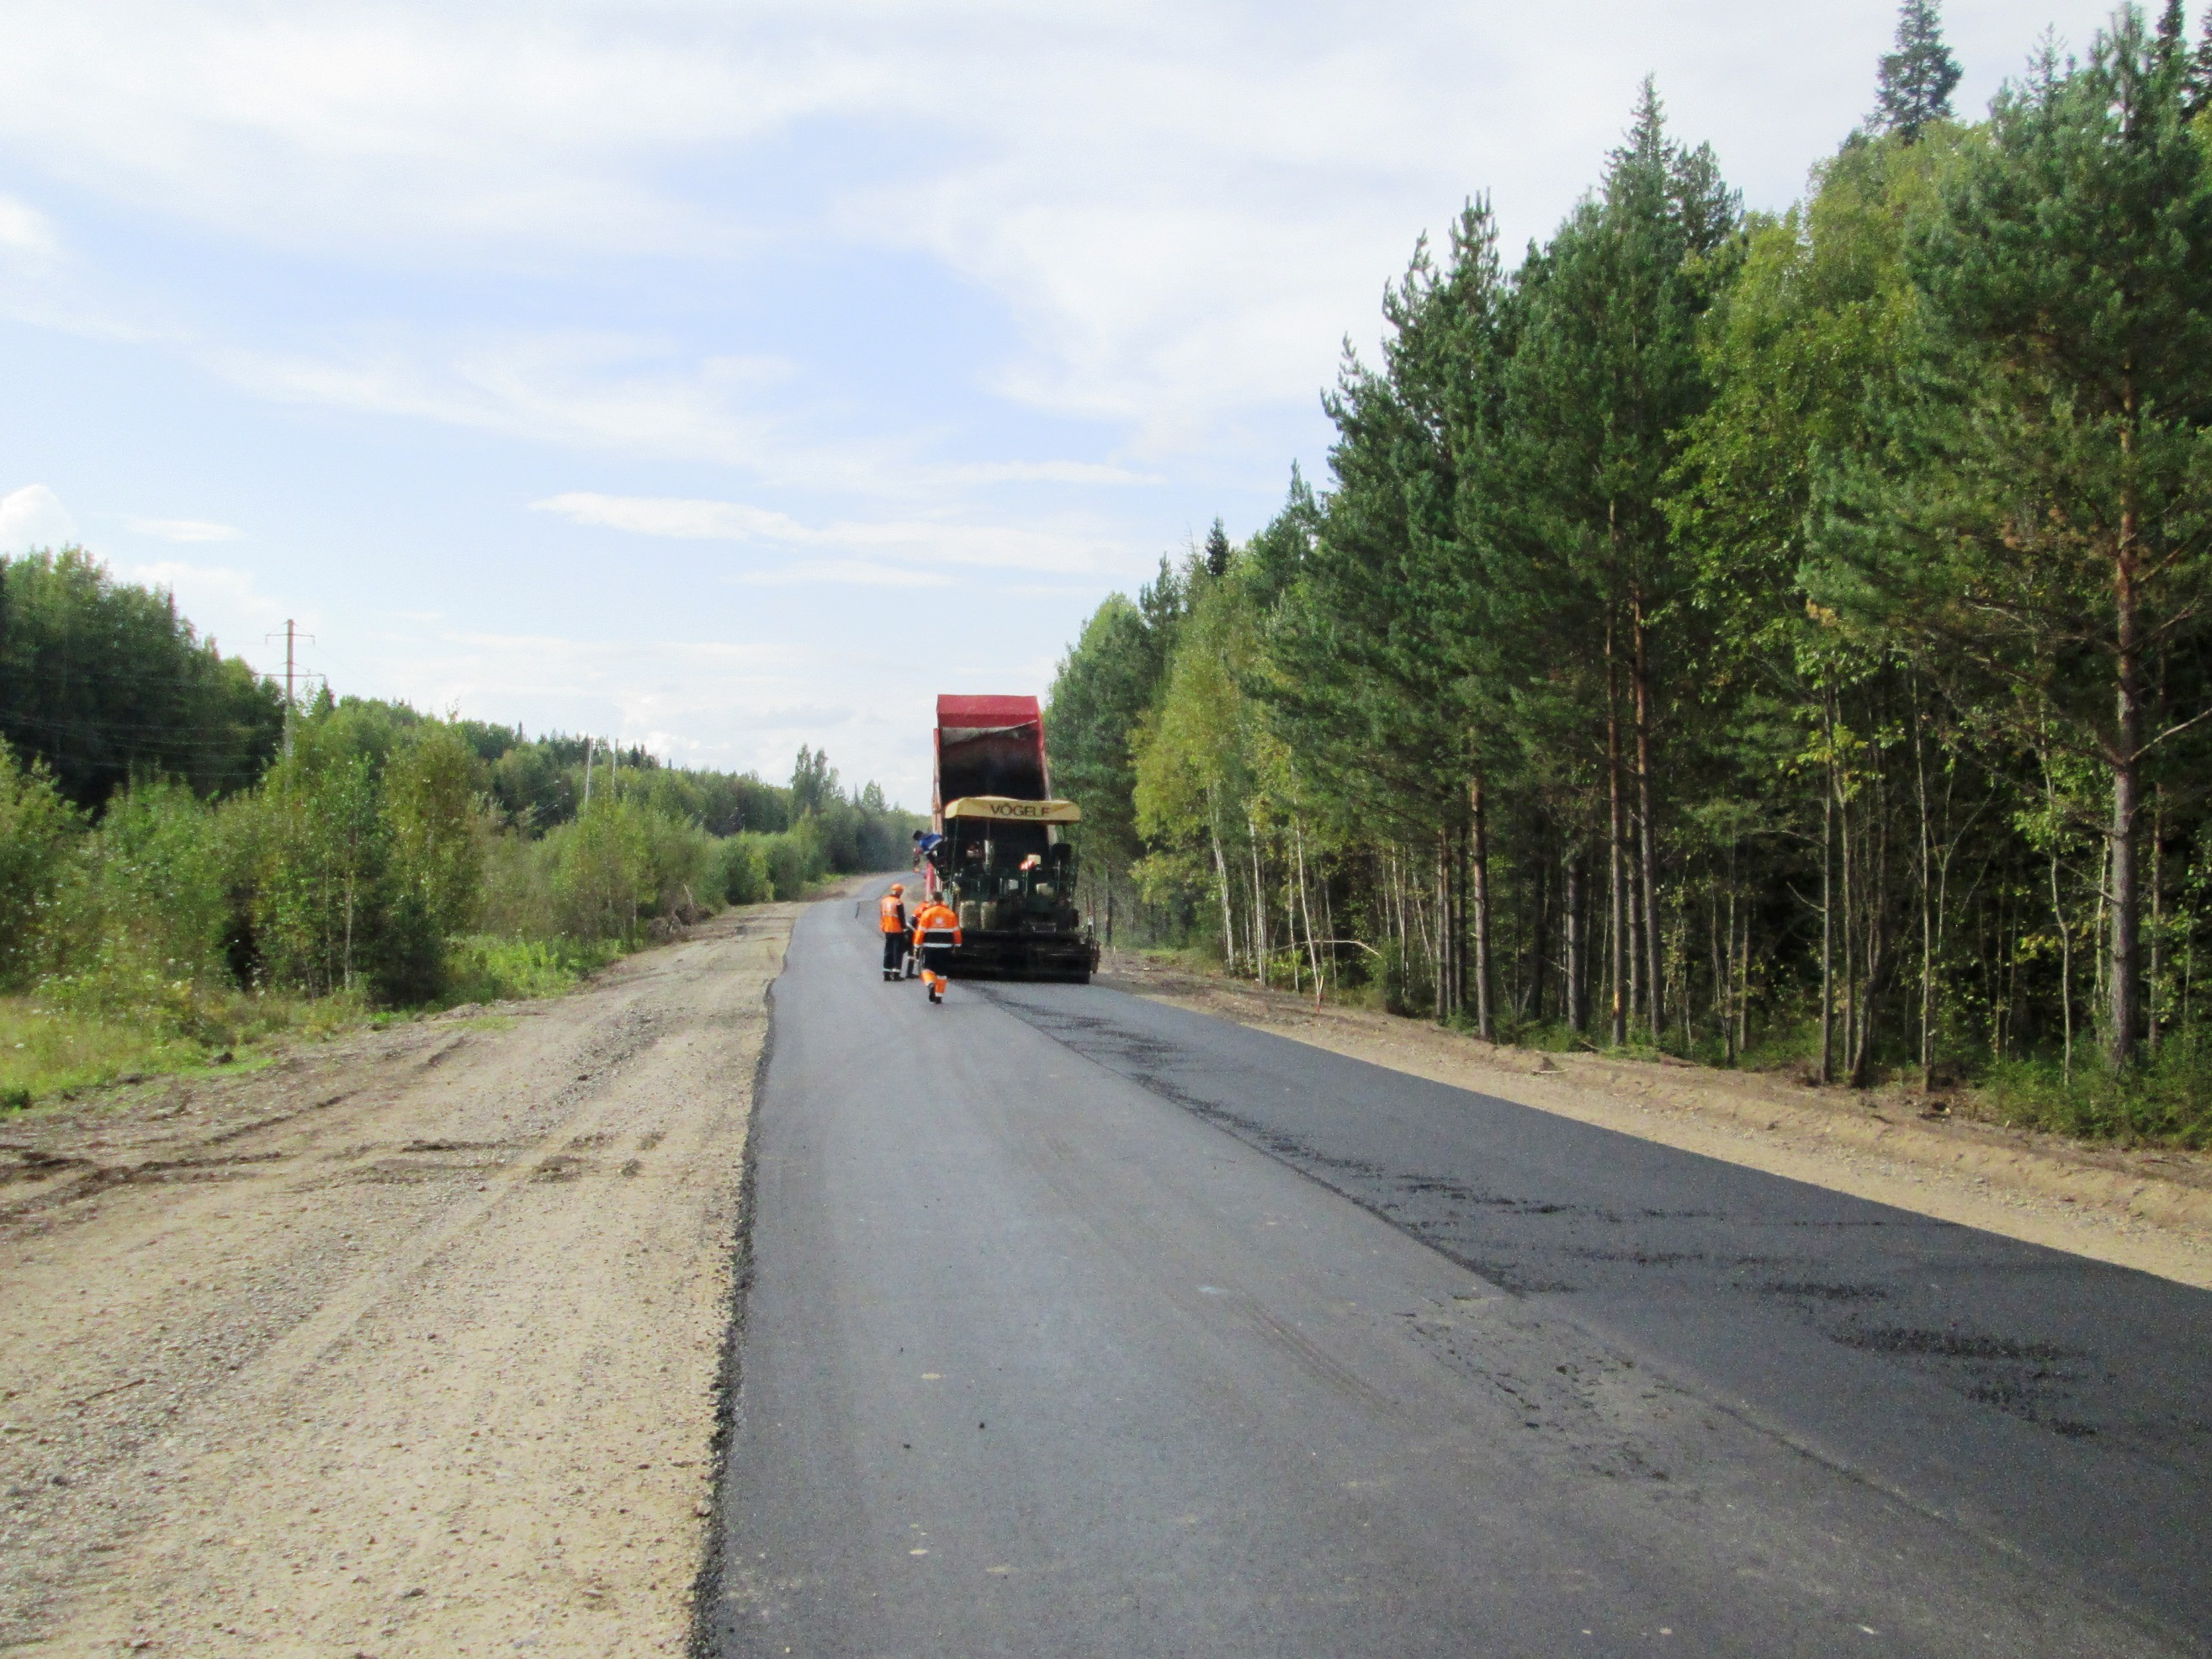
[878,883,910,982]
[910,894,963,1004]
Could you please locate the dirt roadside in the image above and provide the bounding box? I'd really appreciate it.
[0,897,810,1656]
[1099,952,2212,1291]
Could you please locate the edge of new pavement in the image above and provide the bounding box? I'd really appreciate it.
[1099,951,2212,1291]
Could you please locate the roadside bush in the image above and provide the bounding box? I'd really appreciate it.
[637,805,716,923]
[442,936,623,1003]
[0,679,908,1107]
[0,741,83,988]
[0,550,923,1111]
[549,800,653,943]
[253,729,385,996]
[479,830,557,940]
[484,798,741,947]
[1980,1038,2212,1149]
[376,723,490,1003]
[36,777,240,1033]
[78,776,232,980]
[761,821,826,900]
[713,835,773,905]
[691,822,843,909]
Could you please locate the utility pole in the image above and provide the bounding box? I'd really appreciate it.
[268,619,315,761]
[284,619,295,759]
[582,736,594,808]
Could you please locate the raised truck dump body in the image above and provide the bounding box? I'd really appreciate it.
[925,693,1099,983]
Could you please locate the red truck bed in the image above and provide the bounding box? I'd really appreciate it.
[934,694,1050,815]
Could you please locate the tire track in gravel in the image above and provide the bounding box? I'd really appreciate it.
[0,897,816,1656]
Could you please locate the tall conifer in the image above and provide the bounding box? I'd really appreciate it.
[1494,80,1738,1045]
[1820,7,2212,1069]
[1873,0,1964,140]
[2186,5,2212,115]
[1201,518,1231,579]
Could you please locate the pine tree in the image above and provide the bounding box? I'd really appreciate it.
[2187,5,2212,116]
[1201,518,1231,579]
[2156,0,2186,60]
[1821,8,2212,1069]
[1873,0,1963,140]
[1493,81,1738,1046]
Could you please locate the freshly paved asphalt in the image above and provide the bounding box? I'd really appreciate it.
[703,884,2212,1656]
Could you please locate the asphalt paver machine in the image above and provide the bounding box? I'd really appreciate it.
[916,693,1099,983]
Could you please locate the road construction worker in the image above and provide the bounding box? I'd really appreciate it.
[878,883,910,981]
[910,896,963,1005]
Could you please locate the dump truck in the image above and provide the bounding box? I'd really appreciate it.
[916,693,1099,983]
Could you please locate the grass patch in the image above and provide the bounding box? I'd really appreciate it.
[0,987,370,1115]
[442,936,626,1005]
[0,999,202,1110]
[0,917,743,1118]
[1492,1017,1596,1053]
[1977,1036,2212,1150]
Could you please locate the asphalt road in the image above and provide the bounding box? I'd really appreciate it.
[703,886,2212,1656]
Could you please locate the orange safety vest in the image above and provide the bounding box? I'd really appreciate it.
[910,901,962,947]
[878,892,908,934]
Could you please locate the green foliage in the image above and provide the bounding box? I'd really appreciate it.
[253,721,386,997]
[711,835,775,905]
[0,986,370,1110]
[761,823,829,901]
[549,803,652,944]
[0,537,916,1116]
[1043,11,2212,1142]
[0,741,82,989]
[1047,590,1174,877]
[1821,13,2212,718]
[1812,9,2212,1072]
[40,776,234,1014]
[1873,0,1963,140]
[1982,1032,2212,1147]
[2188,1,2212,118]
[0,549,284,808]
[442,936,623,1004]
[0,612,917,1115]
[521,796,720,945]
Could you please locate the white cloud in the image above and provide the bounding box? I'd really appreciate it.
[6,1,2123,440]
[939,460,1159,487]
[3,2,2123,476]
[0,193,58,258]
[531,491,1127,574]
[733,560,953,589]
[0,485,78,550]
[532,491,798,541]
[0,4,889,258]
[199,330,1154,501]
[216,332,803,470]
[353,624,921,785]
[121,559,297,663]
[125,516,241,543]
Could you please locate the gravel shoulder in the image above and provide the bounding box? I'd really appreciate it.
[0,898,807,1656]
[1099,952,2212,1291]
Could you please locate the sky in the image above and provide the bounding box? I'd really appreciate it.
[0,1,2130,808]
